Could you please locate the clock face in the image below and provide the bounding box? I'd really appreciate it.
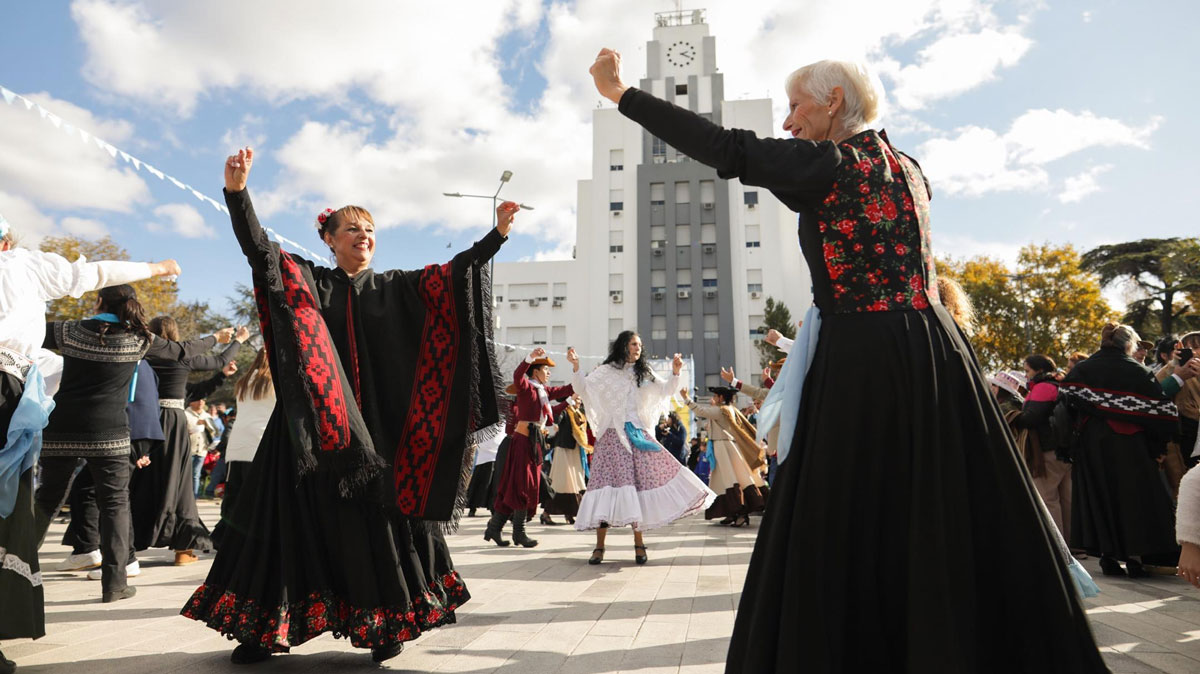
[666,40,696,67]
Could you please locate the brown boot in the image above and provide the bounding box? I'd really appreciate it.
[174,550,199,566]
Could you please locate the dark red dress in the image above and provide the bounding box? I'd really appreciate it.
[492,360,572,515]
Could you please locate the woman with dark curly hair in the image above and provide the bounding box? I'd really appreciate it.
[567,331,713,565]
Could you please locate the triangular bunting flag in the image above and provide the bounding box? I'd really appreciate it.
[118,150,132,164]
[47,113,62,129]
[0,87,14,105]
[62,123,74,136]
[167,176,186,189]
[146,165,164,180]
[35,104,48,119]
[79,129,92,144]
[93,136,106,151]
[101,143,117,158]
[190,189,207,202]
[21,97,33,110]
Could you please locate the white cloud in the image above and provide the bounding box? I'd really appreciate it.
[1059,164,1113,204]
[920,126,1049,196]
[148,203,216,239]
[0,192,58,243]
[1006,109,1160,165]
[60,217,111,238]
[881,28,1032,110]
[67,0,1041,252]
[0,91,148,214]
[920,110,1158,197]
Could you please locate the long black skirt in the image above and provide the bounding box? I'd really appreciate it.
[129,407,212,552]
[181,411,468,652]
[725,306,1107,673]
[0,371,43,640]
[1071,418,1177,560]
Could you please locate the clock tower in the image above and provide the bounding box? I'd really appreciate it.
[647,9,716,88]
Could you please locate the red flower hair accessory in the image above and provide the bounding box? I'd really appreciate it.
[316,208,336,228]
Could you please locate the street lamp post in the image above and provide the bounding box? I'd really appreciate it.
[444,171,534,333]
[1009,273,1034,357]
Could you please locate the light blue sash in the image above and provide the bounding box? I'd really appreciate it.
[624,422,661,452]
[756,306,821,464]
[1,363,54,518]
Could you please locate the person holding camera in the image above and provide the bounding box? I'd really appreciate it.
[1156,333,1200,470]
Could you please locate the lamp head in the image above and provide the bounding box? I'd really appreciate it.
[500,170,513,183]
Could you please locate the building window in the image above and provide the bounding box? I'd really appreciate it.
[747,283,763,293]
[675,83,688,96]
[700,223,717,244]
[651,136,667,164]
[609,230,623,253]
[676,224,692,246]
[675,181,690,204]
[704,314,719,339]
[610,149,623,171]
[610,245,623,253]
[552,325,566,345]
[745,224,761,248]
[702,269,717,288]
[747,269,763,294]
[702,279,718,288]
[609,318,623,340]
[651,315,667,341]
[678,314,693,340]
[650,182,665,207]
[610,188,623,211]
[700,180,715,206]
[744,191,759,205]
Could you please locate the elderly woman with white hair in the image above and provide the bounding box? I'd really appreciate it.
[1062,322,1200,579]
[590,51,1111,671]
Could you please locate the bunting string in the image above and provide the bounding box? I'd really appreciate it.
[0,83,332,264]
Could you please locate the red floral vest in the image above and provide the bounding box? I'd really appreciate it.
[814,130,940,313]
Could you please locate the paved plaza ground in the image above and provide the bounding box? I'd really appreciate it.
[5,501,1200,673]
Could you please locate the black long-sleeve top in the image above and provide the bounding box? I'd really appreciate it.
[147,335,242,401]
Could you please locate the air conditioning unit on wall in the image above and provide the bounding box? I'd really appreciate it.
[653,291,665,300]
[610,291,623,304]
[750,291,761,299]
[702,244,715,254]
[704,289,717,299]
[529,299,540,307]
[552,299,563,308]
[702,202,715,210]
[677,289,691,299]
[652,249,664,257]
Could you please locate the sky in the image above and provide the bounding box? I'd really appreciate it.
[1,0,1196,315]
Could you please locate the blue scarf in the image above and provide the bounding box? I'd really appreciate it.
[624,422,661,452]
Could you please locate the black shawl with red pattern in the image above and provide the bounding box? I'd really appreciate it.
[227,188,504,524]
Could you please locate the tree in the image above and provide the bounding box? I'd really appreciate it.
[939,243,1116,371]
[227,283,261,337]
[756,297,796,367]
[39,235,180,322]
[1080,237,1200,341]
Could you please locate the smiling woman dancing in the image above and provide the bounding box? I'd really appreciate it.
[181,149,509,665]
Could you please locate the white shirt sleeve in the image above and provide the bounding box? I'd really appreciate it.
[775,336,795,354]
[1178,467,1200,546]
[27,251,154,302]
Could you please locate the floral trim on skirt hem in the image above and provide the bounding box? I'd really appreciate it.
[180,570,470,652]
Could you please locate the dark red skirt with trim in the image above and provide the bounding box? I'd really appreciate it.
[180,410,470,652]
[492,432,541,516]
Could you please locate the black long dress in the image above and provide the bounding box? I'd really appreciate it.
[182,188,503,652]
[1062,346,1180,560]
[617,88,1107,672]
[131,337,240,552]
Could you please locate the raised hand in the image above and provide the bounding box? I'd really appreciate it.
[566,347,580,371]
[671,353,683,375]
[765,329,782,346]
[497,201,519,237]
[679,387,690,401]
[222,360,239,377]
[529,347,547,361]
[234,325,251,343]
[150,259,182,278]
[720,367,735,384]
[225,147,254,192]
[590,48,629,104]
[214,327,235,344]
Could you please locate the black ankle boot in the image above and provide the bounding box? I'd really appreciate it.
[0,648,16,674]
[371,643,404,663]
[1125,558,1149,578]
[1099,555,1126,577]
[483,511,511,547]
[230,642,272,665]
[511,511,538,548]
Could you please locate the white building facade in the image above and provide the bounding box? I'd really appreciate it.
[493,9,811,388]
